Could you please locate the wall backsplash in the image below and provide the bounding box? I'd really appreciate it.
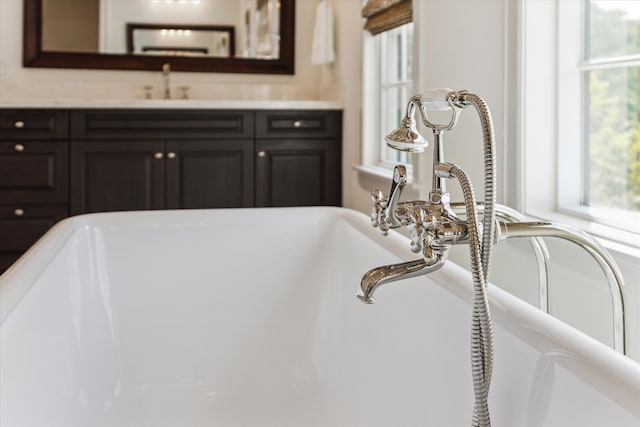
[0,79,326,102]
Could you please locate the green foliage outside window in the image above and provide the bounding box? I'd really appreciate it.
[587,2,640,212]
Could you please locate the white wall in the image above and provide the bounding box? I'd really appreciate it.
[410,0,515,293]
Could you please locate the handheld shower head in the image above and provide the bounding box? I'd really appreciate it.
[385,116,428,152]
[385,89,463,153]
[385,95,429,152]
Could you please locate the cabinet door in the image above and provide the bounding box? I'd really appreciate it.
[165,139,254,209]
[0,205,68,273]
[70,140,165,214]
[0,140,68,204]
[255,138,341,207]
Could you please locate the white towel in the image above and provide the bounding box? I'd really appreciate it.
[311,0,335,65]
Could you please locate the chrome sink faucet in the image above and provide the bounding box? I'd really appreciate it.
[358,89,628,427]
[162,63,171,100]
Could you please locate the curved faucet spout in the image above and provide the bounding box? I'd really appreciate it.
[358,255,445,304]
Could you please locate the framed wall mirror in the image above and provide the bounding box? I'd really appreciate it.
[23,0,295,74]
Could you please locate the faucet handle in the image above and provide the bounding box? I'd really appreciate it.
[370,165,409,235]
[385,165,408,228]
[180,85,190,100]
[144,85,154,100]
[370,189,386,229]
[407,206,428,253]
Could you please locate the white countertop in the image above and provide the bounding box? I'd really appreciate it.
[0,99,343,110]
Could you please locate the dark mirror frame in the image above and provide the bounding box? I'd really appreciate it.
[23,0,295,75]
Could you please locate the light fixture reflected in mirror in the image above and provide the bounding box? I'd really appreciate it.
[151,0,202,4]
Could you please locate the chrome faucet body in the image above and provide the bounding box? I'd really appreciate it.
[359,89,628,427]
[162,63,171,100]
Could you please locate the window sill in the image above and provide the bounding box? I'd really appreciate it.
[354,164,395,181]
[526,208,640,261]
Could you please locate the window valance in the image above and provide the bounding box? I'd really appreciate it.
[362,0,412,35]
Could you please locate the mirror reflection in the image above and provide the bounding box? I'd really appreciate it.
[41,0,282,60]
[128,24,235,57]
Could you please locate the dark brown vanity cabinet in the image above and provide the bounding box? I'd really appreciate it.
[70,109,341,213]
[0,110,69,271]
[0,108,342,273]
[255,111,341,207]
[70,110,254,214]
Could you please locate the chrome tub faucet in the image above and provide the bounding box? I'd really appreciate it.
[358,89,628,427]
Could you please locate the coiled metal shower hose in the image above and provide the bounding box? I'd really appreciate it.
[449,165,494,427]
[450,92,497,427]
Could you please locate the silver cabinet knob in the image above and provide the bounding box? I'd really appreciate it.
[14,208,24,217]
[14,120,25,129]
[257,150,266,158]
[14,143,25,152]
[154,152,164,159]
[167,152,176,159]
[293,120,302,128]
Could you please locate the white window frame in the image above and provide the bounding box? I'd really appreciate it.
[559,1,640,233]
[519,0,640,253]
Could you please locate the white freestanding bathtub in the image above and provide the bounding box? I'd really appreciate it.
[1,207,639,426]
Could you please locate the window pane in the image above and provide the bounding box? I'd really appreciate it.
[377,22,413,166]
[406,24,413,81]
[380,86,408,164]
[396,29,403,81]
[588,1,640,59]
[586,66,640,211]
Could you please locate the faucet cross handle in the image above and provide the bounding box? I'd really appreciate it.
[370,189,387,231]
[407,206,429,254]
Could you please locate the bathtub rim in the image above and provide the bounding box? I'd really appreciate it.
[1,206,639,403]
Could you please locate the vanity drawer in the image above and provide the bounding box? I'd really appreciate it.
[0,205,68,273]
[256,110,341,138]
[71,110,254,139]
[0,140,69,204]
[0,110,68,140]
